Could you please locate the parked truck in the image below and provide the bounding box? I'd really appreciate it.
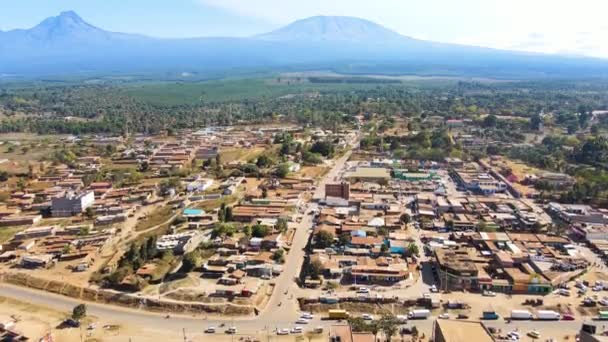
[511,310,533,320]
[328,309,350,320]
[408,309,431,320]
[536,310,561,321]
[597,311,608,321]
[482,311,499,320]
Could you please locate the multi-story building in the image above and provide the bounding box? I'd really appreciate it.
[451,170,507,195]
[51,191,95,217]
[325,183,350,200]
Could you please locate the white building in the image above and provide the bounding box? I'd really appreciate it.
[51,191,95,217]
[186,178,213,192]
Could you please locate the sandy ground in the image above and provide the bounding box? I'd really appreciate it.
[295,166,330,180]
[0,295,137,341]
[0,293,333,342]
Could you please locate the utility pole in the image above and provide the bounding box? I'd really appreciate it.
[182,328,186,342]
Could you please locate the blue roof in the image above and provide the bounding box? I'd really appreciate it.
[183,208,204,216]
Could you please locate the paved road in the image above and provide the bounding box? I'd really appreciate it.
[0,144,357,338]
[3,134,583,339]
[255,148,355,326]
[0,283,588,339]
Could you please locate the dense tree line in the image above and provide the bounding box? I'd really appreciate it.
[1,80,607,135]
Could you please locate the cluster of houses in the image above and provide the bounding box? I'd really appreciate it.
[548,202,608,256]
[201,223,286,299]
[308,181,413,286]
[0,162,158,227]
[308,153,585,295]
[341,160,552,233]
[429,231,586,294]
[0,223,115,271]
[112,126,293,174]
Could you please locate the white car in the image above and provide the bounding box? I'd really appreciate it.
[483,290,497,297]
[205,327,216,333]
[507,331,520,340]
[295,318,309,324]
[430,285,438,293]
[300,313,314,319]
[438,313,449,319]
[277,328,290,335]
[226,327,237,334]
[357,287,370,294]
[291,327,303,334]
[362,313,373,320]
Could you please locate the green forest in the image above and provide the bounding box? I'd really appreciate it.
[1,77,607,136]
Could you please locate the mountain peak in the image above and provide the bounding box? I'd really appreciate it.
[58,10,85,22]
[255,15,409,43]
[33,10,96,34]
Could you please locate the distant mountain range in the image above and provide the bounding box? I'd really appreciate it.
[255,16,408,43]
[2,11,608,79]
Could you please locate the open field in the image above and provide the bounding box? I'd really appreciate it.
[221,146,267,164]
[295,166,330,180]
[0,226,25,243]
[194,195,238,211]
[498,157,544,179]
[135,205,174,231]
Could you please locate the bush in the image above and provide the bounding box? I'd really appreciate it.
[272,249,285,263]
[302,151,323,165]
[315,230,334,248]
[251,224,270,238]
[181,250,201,272]
[310,140,335,157]
[72,304,86,321]
[275,163,290,178]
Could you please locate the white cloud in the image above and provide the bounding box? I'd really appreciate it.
[454,28,608,59]
[198,0,608,58]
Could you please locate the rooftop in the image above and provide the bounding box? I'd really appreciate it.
[345,167,391,180]
[435,319,493,342]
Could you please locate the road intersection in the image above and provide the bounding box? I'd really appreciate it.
[0,139,589,340]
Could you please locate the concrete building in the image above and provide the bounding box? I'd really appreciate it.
[329,324,374,342]
[325,183,350,200]
[51,191,95,217]
[345,167,391,184]
[580,322,608,342]
[186,178,213,192]
[19,254,54,269]
[393,170,439,182]
[156,231,205,255]
[452,170,507,195]
[432,320,493,342]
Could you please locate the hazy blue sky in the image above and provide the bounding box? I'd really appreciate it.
[2,0,607,57]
